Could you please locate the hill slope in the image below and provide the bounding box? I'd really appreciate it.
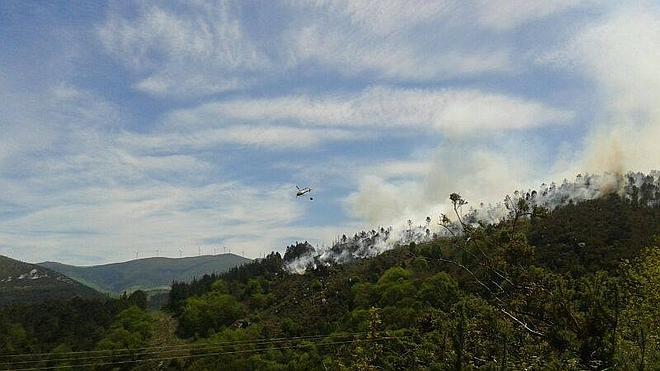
[165,195,660,369]
[39,254,250,294]
[0,255,103,306]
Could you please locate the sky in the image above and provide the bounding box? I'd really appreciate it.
[0,0,658,265]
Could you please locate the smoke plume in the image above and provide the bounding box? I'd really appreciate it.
[285,171,659,273]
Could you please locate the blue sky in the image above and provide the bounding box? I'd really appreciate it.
[1,0,658,265]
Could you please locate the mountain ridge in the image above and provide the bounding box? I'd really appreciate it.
[39,253,251,294]
[0,255,103,306]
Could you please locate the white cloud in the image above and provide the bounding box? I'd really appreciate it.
[302,0,452,36]
[119,125,364,152]
[168,86,572,137]
[0,83,121,173]
[283,0,588,80]
[285,1,513,80]
[6,0,654,268]
[96,0,589,99]
[98,0,269,98]
[475,0,586,31]
[371,159,432,180]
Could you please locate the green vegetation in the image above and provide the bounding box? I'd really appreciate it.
[160,194,660,369]
[0,291,151,355]
[1,193,658,370]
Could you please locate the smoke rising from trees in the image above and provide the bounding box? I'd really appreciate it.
[286,171,660,273]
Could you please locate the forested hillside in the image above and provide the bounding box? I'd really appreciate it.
[0,290,160,367]
[1,192,658,370]
[0,255,103,306]
[161,193,659,370]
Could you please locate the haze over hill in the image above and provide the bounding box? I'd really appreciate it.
[0,255,102,306]
[39,253,250,294]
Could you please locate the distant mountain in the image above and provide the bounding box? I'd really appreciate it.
[0,255,103,306]
[39,254,251,294]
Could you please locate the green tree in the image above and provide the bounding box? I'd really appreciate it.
[128,290,148,310]
[96,306,154,350]
[619,239,660,369]
[211,279,229,294]
[376,267,415,306]
[418,272,459,310]
[179,293,245,338]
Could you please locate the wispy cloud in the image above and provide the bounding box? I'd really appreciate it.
[96,0,586,99]
[98,0,270,98]
[119,125,366,152]
[166,86,572,137]
[474,0,587,31]
[284,0,513,80]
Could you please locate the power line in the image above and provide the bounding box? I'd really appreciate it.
[5,337,403,371]
[0,334,339,365]
[2,339,323,367]
[0,331,380,359]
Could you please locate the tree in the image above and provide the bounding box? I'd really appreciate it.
[179,293,245,338]
[418,273,459,310]
[96,306,154,350]
[127,290,147,310]
[618,239,660,369]
[283,241,315,262]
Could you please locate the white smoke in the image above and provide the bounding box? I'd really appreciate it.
[553,3,660,177]
[285,225,433,274]
[285,171,659,273]
[345,141,540,229]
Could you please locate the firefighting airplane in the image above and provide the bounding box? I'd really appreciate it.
[296,186,313,200]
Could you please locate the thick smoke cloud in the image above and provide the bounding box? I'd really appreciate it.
[345,141,540,228]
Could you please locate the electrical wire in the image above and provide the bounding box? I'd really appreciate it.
[0,332,368,359]
[0,332,410,368]
[0,334,337,366]
[5,336,402,371]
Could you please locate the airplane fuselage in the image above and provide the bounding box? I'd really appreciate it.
[296,188,312,197]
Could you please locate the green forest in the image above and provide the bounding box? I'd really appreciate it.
[1,192,659,370]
